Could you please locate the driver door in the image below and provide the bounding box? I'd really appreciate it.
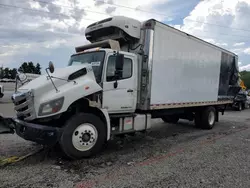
[102,53,137,113]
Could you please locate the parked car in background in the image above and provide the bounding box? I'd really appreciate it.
[232,90,249,111]
[15,73,41,90]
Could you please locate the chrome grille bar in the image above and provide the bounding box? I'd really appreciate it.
[12,91,36,121]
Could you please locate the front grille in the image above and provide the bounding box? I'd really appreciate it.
[15,98,26,105]
[12,91,36,121]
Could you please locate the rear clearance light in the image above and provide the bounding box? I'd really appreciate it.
[144,21,154,29]
[145,23,152,27]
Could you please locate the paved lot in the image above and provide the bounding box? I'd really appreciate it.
[0,82,15,105]
[0,88,250,188]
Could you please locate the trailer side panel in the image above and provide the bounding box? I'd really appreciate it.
[150,22,224,105]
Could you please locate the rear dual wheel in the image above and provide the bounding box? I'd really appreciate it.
[195,106,216,129]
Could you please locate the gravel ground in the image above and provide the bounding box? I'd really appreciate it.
[0,87,250,188]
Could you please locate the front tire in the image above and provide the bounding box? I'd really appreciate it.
[59,113,106,159]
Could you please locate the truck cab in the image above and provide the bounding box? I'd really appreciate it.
[68,47,138,113]
[67,16,143,115]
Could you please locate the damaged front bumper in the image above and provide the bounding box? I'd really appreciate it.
[0,115,63,145]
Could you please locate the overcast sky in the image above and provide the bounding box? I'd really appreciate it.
[1,0,250,72]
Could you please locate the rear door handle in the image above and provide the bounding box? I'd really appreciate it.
[127,89,133,92]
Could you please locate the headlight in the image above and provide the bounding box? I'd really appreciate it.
[38,97,64,116]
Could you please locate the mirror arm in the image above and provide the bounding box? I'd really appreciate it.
[46,68,58,92]
[113,70,122,89]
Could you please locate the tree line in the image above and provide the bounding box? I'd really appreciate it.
[0,62,41,79]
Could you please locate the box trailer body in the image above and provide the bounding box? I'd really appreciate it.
[137,20,239,111]
[0,16,241,159]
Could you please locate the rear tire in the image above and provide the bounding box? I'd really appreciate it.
[194,107,216,129]
[237,103,242,111]
[201,106,216,129]
[162,116,179,124]
[59,113,106,159]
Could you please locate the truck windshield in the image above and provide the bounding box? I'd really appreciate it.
[68,51,105,83]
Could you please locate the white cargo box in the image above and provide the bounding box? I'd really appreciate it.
[140,20,238,110]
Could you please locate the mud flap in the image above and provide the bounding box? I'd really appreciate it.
[0,115,15,134]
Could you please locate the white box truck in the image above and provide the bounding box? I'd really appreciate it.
[0,16,240,159]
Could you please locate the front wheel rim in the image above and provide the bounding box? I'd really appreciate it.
[72,123,98,151]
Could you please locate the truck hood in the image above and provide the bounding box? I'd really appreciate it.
[12,64,103,119]
[18,64,91,92]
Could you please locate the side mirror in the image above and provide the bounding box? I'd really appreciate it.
[113,53,124,89]
[115,53,124,71]
[114,53,124,80]
[48,61,55,73]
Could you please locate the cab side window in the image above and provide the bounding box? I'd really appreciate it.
[106,55,132,82]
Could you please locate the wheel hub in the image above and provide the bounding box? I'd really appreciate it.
[72,123,98,151]
[82,133,91,142]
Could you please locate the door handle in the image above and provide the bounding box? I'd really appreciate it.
[127,89,133,92]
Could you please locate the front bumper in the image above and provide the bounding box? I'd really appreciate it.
[14,118,63,145]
